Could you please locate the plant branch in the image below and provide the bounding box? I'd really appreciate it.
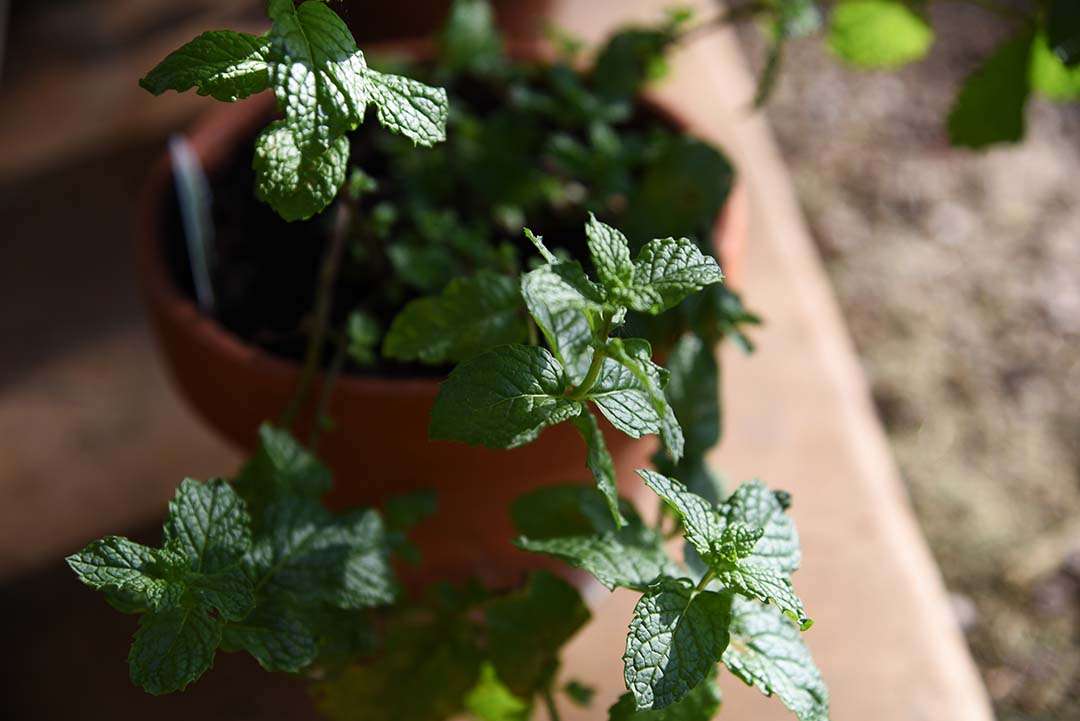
[280,201,353,429]
[309,328,349,449]
[567,316,614,400]
[695,569,717,593]
[542,686,562,721]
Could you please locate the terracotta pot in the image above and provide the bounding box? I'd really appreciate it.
[136,43,747,588]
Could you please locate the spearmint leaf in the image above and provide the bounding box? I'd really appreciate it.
[609,341,683,461]
[383,271,527,363]
[948,33,1034,148]
[466,663,531,721]
[586,213,634,290]
[827,0,933,69]
[1048,0,1080,67]
[1030,31,1080,100]
[221,602,318,673]
[346,310,381,366]
[165,478,251,574]
[776,0,822,40]
[487,571,590,696]
[571,409,626,527]
[715,562,810,631]
[440,0,506,75]
[314,600,485,721]
[67,537,186,612]
[637,470,723,560]
[522,262,606,321]
[234,424,332,510]
[253,120,349,221]
[517,524,677,592]
[723,597,829,721]
[187,566,254,622]
[247,497,396,609]
[608,672,722,721]
[510,484,625,539]
[361,69,449,146]
[617,239,724,315]
[592,27,676,102]
[623,579,732,710]
[267,0,368,151]
[588,358,662,438]
[662,334,719,459]
[565,680,596,707]
[140,31,272,101]
[129,606,222,695]
[722,481,801,573]
[429,345,583,448]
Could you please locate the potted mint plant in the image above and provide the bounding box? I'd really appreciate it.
[67,2,827,720]
[135,0,753,583]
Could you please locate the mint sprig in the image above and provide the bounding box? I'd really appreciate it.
[68,426,398,694]
[140,0,449,221]
[430,217,723,521]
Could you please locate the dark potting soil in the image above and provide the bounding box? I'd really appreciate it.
[159,70,707,379]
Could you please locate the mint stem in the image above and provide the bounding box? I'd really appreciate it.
[567,316,614,400]
[308,327,349,449]
[280,201,352,429]
[695,569,716,593]
[542,686,562,721]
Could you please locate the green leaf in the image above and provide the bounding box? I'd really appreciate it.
[565,680,597,708]
[517,524,677,592]
[362,69,450,147]
[67,537,186,612]
[511,484,623,539]
[715,561,810,631]
[221,602,318,672]
[253,120,349,221]
[571,409,626,527]
[588,358,662,439]
[616,238,724,315]
[662,334,719,459]
[129,606,222,695]
[608,672,722,721]
[429,345,583,448]
[315,604,484,721]
[247,497,396,610]
[1030,31,1080,100]
[623,579,732,710]
[164,478,251,575]
[723,597,829,721]
[267,0,368,151]
[722,481,801,574]
[234,424,332,511]
[1048,0,1080,67]
[608,341,683,461]
[466,663,531,721]
[948,33,1033,149]
[140,30,271,102]
[346,310,381,366]
[384,272,527,364]
[487,571,590,696]
[585,214,634,291]
[827,0,933,69]
[592,27,677,102]
[440,0,506,75]
[638,470,723,560]
[776,0,822,40]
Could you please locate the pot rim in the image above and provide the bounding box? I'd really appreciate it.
[135,37,735,399]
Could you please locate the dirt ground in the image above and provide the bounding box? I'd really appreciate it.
[739,5,1080,720]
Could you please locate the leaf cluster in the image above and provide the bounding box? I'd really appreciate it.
[141,0,450,220]
[429,216,724,525]
[67,425,401,694]
[516,479,828,721]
